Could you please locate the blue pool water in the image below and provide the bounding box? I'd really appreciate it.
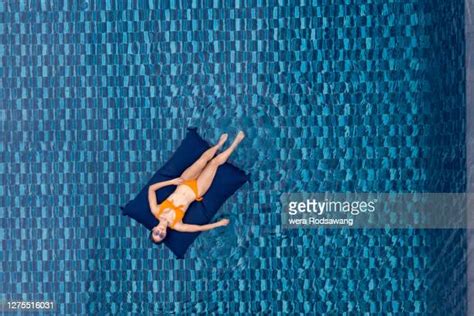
[0,0,466,314]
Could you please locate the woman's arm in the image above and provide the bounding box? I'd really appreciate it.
[149,178,182,192]
[173,219,229,232]
[148,178,183,210]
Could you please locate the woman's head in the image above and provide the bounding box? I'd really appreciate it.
[150,221,168,244]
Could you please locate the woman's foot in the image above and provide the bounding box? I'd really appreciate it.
[216,133,228,149]
[228,131,245,150]
[235,131,245,143]
[205,131,245,166]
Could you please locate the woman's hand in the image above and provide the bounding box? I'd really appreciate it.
[173,219,230,232]
[170,177,183,185]
[218,219,230,227]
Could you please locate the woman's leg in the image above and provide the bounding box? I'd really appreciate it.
[180,133,228,180]
[197,131,245,196]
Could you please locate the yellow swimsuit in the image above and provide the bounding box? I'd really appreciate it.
[181,178,203,201]
[156,179,203,228]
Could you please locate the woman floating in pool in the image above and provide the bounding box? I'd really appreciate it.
[148,131,245,243]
